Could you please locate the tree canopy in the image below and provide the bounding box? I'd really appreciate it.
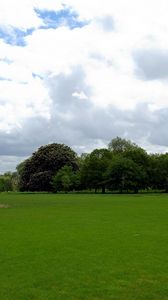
[108,136,138,153]
[18,143,78,191]
[5,136,168,194]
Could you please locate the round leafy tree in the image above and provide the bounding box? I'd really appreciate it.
[19,143,78,191]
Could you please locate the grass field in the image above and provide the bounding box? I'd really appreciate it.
[0,193,168,300]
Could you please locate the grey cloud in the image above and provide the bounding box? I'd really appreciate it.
[1,66,168,172]
[47,66,92,111]
[0,118,51,156]
[0,156,26,174]
[147,108,168,146]
[134,48,168,80]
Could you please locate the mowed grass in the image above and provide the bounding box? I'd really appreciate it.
[0,194,168,300]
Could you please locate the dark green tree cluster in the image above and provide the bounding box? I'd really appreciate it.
[15,137,168,193]
[80,138,149,193]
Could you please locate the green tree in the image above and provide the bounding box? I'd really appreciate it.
[106,157,146,193]
[51,166,74,193]
[123,146,149,190]
[148,153,168,192]
[0,175,13,192]
[108,137,138,154]
[10,172,19,191]
[0,177,5,191]
[81,149,112,193]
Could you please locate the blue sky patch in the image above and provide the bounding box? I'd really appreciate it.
[35,8,88,30]
[0,27,35,46]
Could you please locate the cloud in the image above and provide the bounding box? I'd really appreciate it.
[134,48,168,80]
[0,156,26,174]
[0,0,42,29]
[2,0,168,172]
[1,66,168,174]
[96,15,115,32]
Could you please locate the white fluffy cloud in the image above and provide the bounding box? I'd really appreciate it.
[1,0,168,172]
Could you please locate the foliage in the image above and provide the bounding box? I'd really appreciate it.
[51,166,73,192]
[80,149,112,193]
[51,166,82,193]
[18,143,78,191]
[0,172,18,192]
[106,156,146,193]
[108,136,138,153]
[148,153,168,191]
[12,137,168,193]
[29,171,53,192]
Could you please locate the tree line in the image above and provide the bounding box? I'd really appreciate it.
[1,137,168,193]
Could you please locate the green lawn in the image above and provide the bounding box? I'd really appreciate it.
[0,193,168,299]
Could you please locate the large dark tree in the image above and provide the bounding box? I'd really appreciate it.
[18,143,78,191]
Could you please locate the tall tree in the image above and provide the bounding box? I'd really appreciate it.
[108,137,138,154]
[81,149,112,193]
[106,156,146,193]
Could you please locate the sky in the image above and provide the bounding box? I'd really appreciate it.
[1,0,168,173]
